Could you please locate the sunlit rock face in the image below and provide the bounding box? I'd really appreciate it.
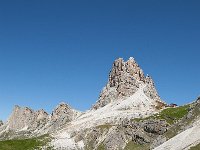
[93,57,164,109]
[3,103,81,133]
[6,105,49,131]
[48,103,81,130]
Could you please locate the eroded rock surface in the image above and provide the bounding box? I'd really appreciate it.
[48,103,81,131]
[0,102,81,139]
[93,57,164,109]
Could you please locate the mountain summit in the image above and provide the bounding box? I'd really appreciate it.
[93,57,164,109]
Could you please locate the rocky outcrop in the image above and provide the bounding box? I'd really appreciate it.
[93,57,164,109]
[144,76,162,106]
[0,120,3,127]
[0,102,81,137]
[76,118,169,150]
[48,103,81,130]
[142,120,168,135]
[6,105,49,131]
[51,103,79,123]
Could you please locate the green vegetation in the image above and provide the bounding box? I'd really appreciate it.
[97,142,105,150]
[190,143,200,150]
[85,139,95,150]
[164,103,200,139]
[124,141,149,150]
[0,135,52,150]
[132,105,190,124]
[96,124,113,130]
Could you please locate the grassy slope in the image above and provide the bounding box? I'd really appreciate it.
[124,141,149,150]
[190,143,200,150]
[133,105,190,124]
[0,135,52,150]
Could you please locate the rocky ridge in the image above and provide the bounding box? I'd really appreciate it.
[6,105,48,131]
[0,103,81,140]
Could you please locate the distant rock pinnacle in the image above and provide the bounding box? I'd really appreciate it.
[49,103,80,130]
[7,105,49,131]
[3,103,80,134]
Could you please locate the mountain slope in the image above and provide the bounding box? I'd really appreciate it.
[153,97,200,150]
[154,118,200,150]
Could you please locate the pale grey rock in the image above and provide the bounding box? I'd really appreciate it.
[133,130,151,144]
[0,102,81,138]
[143,76,163,105]
[33,109,49,130]
[2,105,49,135]
[151,135,167,149]
[104,126,128,150]
[93,57,164,110]
[7,105,37,131]
[49,102,80,130]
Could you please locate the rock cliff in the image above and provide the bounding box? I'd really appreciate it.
[47,103,81,131]
[93,57,164,109]
[0,103,80,137]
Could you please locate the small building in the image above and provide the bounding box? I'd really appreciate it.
[169,103,178,108]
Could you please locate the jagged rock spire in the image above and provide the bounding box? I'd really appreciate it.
[93,57,163,109]
[109,57,145,88]
[51,102,79,123]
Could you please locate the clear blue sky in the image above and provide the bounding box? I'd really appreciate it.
[0,0,200,121]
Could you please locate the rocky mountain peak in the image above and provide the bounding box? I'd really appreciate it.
[7,106,36,131]
[51,103,72,119]
[93,57,163,109]
[49,102,81,129]
[109,57,145,88]
[35,109,48,121]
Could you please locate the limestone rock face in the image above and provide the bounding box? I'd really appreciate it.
[6,105,49,131]
[93,57,164,109]
[49,103,80,129]
[1,102,80,134]
[143,76,161,105]
[7,105,35,131]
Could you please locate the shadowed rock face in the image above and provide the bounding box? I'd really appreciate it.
[93,57,163,109]
[0,120,3,127]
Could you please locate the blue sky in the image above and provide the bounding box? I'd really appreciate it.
[0,0,200,121]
